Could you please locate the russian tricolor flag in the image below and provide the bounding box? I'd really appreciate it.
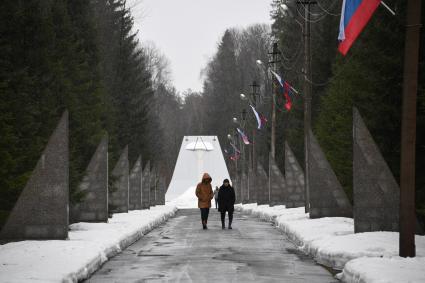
[237,128,251,145]
[249,105,267,130]
[338,0,381,55]
[270,70,297,111]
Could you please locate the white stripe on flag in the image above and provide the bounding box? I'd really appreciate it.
[249,105,261,129]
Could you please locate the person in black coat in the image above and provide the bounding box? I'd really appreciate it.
[218,179,235,229]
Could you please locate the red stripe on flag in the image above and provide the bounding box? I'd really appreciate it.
[338,0,381,55]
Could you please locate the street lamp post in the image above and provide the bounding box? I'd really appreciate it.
[281,1,315,213]
[269,43,281,160]
[296,0,316,214]
[257,48,280,160]
[250,81,260,171]
[233,112,248,200]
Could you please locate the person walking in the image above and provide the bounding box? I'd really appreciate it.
[213,186,220,209]
[195,173,214,230]
[218,179,235,229]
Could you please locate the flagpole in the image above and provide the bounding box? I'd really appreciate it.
[399,0,421,258]
[298,0,316,214]
[250,81,259,171]
[269,43,280,159]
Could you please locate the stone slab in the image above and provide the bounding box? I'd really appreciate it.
[109,146,129,213]
[256,163,269,205]
[241,172,248,204]
[284,143,306,208]
[248,168,257,204]
[142,161,151,209]
[308,130,352,218]
[156,175,166,205]
[232,174,241,203]
[353,108,399,232]
[150,166,157,207]
[269,154,286,206]
[71,136,108,223]
[129,156,143,210]
[0,111,69,240]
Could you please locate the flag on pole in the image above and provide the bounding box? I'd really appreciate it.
[270,70,298,93]
[230,154,240,161]
[338,0,381,55]
[283,82,292,111]
[229,142,241,161]
[270,70,284,87]
[249,105,267,129]
[270,70,296,111]
[237,128,251,145]
[270,70,297,111]
[260,114,268,128]
[230,142,240,152]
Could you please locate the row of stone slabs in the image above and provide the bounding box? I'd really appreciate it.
[231,108,401,234]
[0,111,166,241]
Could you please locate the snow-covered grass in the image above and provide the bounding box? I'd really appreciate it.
[236,203,425,283]
[0,205,177,283]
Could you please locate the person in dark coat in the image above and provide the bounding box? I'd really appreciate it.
[218,179,235,229]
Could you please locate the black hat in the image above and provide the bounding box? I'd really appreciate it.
[223,179,230,183]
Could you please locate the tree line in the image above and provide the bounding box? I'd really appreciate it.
[272,0,424,224]
[0,0,185,228]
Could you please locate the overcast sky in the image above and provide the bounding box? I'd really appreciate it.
[129,0,273,93]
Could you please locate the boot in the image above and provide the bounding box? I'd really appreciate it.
[221,220,225,229]
[228,220,232,230]
[202,220,207,230]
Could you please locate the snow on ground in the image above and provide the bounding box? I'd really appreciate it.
[166,186,198,208]
[236,203,425,283]
[0,205,177,283]
[337,256,425,283]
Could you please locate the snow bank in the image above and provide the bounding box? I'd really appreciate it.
[166,186,198,208]
[0,205,177,283]
[236,204,425,282]
[337,257,425,283]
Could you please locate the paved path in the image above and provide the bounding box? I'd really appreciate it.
[88,209,338,283]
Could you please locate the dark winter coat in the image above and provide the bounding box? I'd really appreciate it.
[195,173,213,208]
[218,184,235,213]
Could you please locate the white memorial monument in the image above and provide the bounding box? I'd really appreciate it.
[166,136,231,208]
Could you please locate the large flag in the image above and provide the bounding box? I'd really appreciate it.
[271,70,298,94]
[270,70,296,111]
[249,105,267,129]
[237,128,251,145]
[283,82,292,111]
[338,0,381,55]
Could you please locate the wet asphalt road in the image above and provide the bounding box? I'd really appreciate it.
[87,209,338,283]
